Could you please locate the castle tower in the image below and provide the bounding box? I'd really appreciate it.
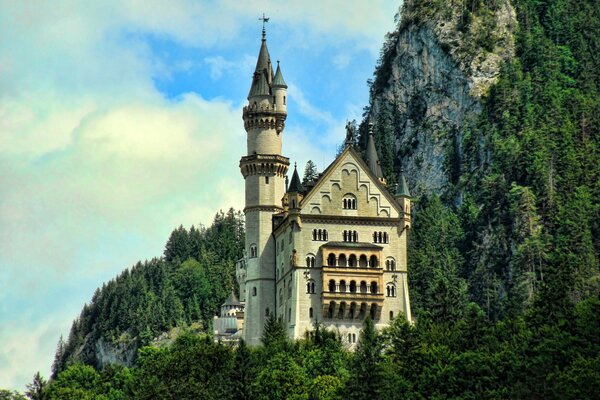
[239,26,289,345]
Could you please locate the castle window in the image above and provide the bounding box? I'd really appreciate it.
[349,254,357,267]
[250,244,258,258]
[288,308,291,322]
[386,284,396,297]
[327,253,336,266]
[265,176,269,184]
[266,308,270,317]
[349,281,357,293]
[328,302,335,319]
[370,304,378,320]
[309,307,313,318]
[313,229,328,241]
[252,287,257,296]
[353,333,357,343]
[343,230,358,242]
[306,255,315,268]
[339,280,347,293]
[306,280,315,294]
[371,281,378,294]
[373,231,389,244]
[338,254,347,267]
[390,311,394,320]
[360,281,368,293]
[386,258,396,271]
[343,194,357,210]
[328,279,336,292]
[369,255,378,268]
[283,96,286,105]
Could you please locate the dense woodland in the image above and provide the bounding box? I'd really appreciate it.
[4,0,600,398]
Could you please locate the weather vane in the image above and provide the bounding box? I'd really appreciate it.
[259,13,270,38]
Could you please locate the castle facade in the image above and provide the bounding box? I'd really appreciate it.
[233,28,412,346]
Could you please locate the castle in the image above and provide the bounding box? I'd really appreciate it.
[215,26,412,346]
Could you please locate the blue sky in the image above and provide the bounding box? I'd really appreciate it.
[0,0,401,390]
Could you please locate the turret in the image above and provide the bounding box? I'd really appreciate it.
[239,24,290,345]
[272,61,287,114]
[395,168,411,230]
[365,123,386,186]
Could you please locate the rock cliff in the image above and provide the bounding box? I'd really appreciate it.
[368,0,516,199]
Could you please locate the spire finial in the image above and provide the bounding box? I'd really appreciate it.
[259,13,270,40]
[294,162,297,169]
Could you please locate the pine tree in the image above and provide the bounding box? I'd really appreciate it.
[25,372,46,400]
[302,160,319,186]
[346,317,382,400]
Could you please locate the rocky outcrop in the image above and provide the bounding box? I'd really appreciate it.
[370,0,516,199]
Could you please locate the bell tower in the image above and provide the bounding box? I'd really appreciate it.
[239,22,289,345]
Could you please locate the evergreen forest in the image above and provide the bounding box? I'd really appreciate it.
[4,0,600,398]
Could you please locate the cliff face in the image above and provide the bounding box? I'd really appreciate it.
[369,0,516,198]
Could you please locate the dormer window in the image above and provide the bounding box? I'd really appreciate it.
[343,194,357,210]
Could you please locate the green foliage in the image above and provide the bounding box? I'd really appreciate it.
[302,160,319,186]
[54,209,244,375]
[0,390,26,400]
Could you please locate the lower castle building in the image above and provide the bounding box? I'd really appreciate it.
[215,26,412,346]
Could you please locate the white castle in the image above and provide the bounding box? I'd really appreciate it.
[215,26,412,346]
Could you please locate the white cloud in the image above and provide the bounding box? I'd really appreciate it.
[0,0,400,391]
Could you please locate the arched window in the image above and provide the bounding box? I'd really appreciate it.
[370,304,377,320]
[343,230,347,242]
[288,308,291,322]
[306,280,315,294]
[353,231,358,242]
[349,281,357,293]
[360,281,367,293]
[250,244,258,258]
[383,232,388,243]
[352,333,356,343]
[348,333,352,342]
[265,176,269,184]
[390,311,394,320]
[306,255,315,268]
[338,254,347,267]
[369,255,378,268]
[339,280,347,293]
[324,230,328,240]
[349,254,357,267]
[359,255,368,268]
[313,229,317,240]
[370,281,378,294]
[327,253,336,266]
[328,302,335,319]
[311,281,315,293]
[373,232,377,243]
[343,194,357,210]
[309,307,313,318]
[283,96,286,105]
[252,287,257,296]
[386,284,396,297]
[378,232,383,243]
[328,279,336,292]
[318,229,322,241]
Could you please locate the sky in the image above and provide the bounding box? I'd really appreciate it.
[0,0,401,390]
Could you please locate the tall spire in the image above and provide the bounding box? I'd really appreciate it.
[248,17,274,99]
[395,168,411,197]
[273,61,287,88]
[366,122,384,179]
[287,163,303,193]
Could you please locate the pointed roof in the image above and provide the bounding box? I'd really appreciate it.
[395,169,411,197]
[366,134,384,178]
[248,31,275,99]
[299,146,403,216]
[272,62,287,88]
[223,292,241,306]
[287,163,303,193]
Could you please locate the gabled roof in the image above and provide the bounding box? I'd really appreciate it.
[299,146,402,214]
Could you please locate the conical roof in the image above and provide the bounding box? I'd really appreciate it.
[249,71,270,97]
[272,62,287,88]
[248,32,274,99]
[395,169,411,197]
[223,292,241,306]
[287,164,303,193]
[366,134,384,178]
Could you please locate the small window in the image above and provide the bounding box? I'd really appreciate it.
[386,284,396,297]
[283,96,286,105]
[265,176,269,184]
[288,308,291,322]
[252,287,257,296]
[352,333,356,343]
[265,308,270,316]
[390,311,394,320]
[250,244,258,258]
[309,307,313,318]
[343,195,357,210]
